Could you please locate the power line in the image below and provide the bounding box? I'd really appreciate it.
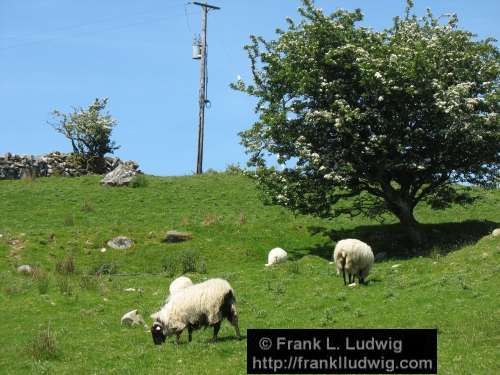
[184,2,194,34]
[0,11,196,51]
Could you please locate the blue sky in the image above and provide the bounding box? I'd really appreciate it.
[1,0,498,175]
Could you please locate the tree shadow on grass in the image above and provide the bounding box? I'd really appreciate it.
[294,220,498,260]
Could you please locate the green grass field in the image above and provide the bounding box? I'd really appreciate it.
[0,174,499,374]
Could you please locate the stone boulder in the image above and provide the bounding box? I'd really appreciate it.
[492,228,500,237]
[17,264,34,275]
[163,230,193,243]
[107,236,134,250]
[101,164,138,186]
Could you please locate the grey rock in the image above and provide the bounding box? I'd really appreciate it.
[374,252,387,262]
[164,230,193,243]
[101,164,138,186]
[107,236,134,250]
[17,265,34,275]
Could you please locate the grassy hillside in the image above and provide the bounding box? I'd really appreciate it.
[0,174,499,374]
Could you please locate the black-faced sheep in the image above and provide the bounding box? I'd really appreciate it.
[333,239,374,285]
[150,278,240,345]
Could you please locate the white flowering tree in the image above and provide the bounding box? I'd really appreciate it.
[50,98,119,173]
[233,0,499,245]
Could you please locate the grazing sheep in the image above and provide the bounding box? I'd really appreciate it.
[333,239,374,286]
[150,278,240,345]
[169,276,193,295]
[265,247,288,266]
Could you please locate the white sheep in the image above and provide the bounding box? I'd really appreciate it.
[265,247,288,266]
[168,276,193,296]
[150,278,240,345]
[333,239,374,286]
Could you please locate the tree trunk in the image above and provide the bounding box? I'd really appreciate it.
[381,182,425,248]
[395,207,424,247]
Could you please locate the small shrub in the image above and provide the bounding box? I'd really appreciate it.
[162,250,207,276]
[55,256,75,275]
[63,215,74,226]
[93,262,118,275]
[130,174,148,188]
[225,163,243,175]
[49,98,119,174]
[79,274,99,291]
[180,249,198,273]
[26,325,59,360]
[81,200,94,213]
[202,214,220,226]
[33,269,50,295]
[197,256,207,274]
[57,277,73,296]
[319,306,337,326]
[237,213,247,225]
[457,275,470,290]
[161,255,178,277]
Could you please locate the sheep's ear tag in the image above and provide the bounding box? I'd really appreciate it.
[155,326,162,331]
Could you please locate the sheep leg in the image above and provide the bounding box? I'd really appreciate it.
[187,325,193,342]
[175,332,181,345]
[359,277,365,285]
[228,313,241,339]
[211,322,221,342]
[342,268,347,286]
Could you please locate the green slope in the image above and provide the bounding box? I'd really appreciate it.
[0,174,498,374]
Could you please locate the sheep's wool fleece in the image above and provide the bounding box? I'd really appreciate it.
[334,239,374,275]
[266,247,288,266]
[157,278,234,330]
[169,276,193,295]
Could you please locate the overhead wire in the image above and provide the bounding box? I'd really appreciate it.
[0,2,193,51]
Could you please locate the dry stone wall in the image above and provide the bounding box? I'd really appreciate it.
[0,152,139,179]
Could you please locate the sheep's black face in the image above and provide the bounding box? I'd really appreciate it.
[151,322,166,345]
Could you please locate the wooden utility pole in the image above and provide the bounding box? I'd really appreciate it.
[193,1,220,174]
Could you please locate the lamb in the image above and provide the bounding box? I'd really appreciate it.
[150,278,240,345]
[265,247,288,266]
[333,239,374,286]
[168,276,193,296]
